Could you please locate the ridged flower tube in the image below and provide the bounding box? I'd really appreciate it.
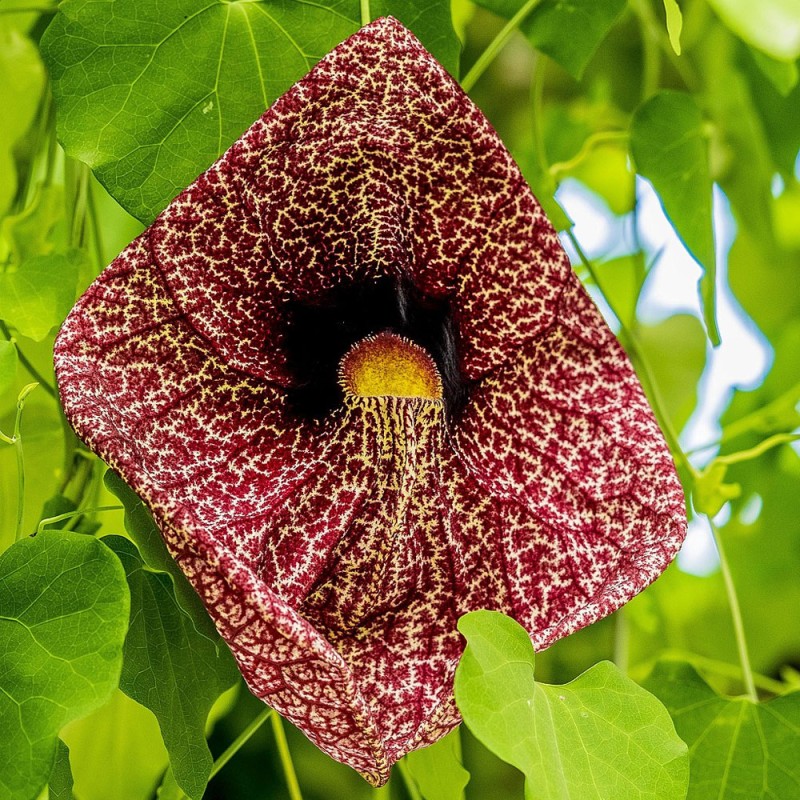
[54,17,687,784]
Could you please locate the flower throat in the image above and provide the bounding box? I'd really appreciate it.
[283,277,464,418]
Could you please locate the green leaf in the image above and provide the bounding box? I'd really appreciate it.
[0,252,83,341]
[637,313,708,433]
[454,610,689,800]
[61,689,170,800]
[473,0,626,79]
[728,225,800,338]
[41,0,459,223]
[750,48,799,96]
[0,186,65,267]
[48,740,74,800]
[645,661,800,799]
[630,91,719,345]
[104,470,211,625]
[405,729,470,800]
[662,0,683,55]
[156,768,185,800]
[593,252,647,330]
[706,0,800,61]
[0,340,18,398]
[0,28,46,217]
[104,535,238,800]
[739,49,800,177]
[0,530,130,800]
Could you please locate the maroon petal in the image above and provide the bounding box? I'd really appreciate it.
[454,275,687,646]
[55,16,686,784]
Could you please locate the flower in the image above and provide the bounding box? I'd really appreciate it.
[54,17,686,784]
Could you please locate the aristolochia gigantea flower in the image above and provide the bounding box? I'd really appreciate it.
[55,17,686,784]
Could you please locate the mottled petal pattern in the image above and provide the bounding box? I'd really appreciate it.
[54,17,686,784]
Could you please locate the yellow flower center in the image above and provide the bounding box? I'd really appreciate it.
[338,331,443,400]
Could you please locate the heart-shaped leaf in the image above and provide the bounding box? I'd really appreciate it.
[0,530,129,800]
[41,0,459,223]
[645,660,800,799]
[455,610,689,800]
[105,535,239,800]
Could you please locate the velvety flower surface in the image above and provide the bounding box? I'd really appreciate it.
[55,17,686,784]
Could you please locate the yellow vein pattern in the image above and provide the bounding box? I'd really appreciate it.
[55,18,686,783]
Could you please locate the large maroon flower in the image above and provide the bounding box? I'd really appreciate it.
[55,17,686,783]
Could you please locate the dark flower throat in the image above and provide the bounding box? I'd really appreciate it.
[284,278,466,419]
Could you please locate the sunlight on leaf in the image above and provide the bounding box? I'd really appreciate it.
[61,690,170,800]
[662,0,683,55]
[454,610,689,800]
[0,530,129,800]
[750,48,799,96]
[706,0,800,61]
[645,661,800,799]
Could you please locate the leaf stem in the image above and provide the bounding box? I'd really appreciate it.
[549,130,629,178]
[613,609,629,673]
[713,432,800,467]
[87,179,106,265]
[360,0,370,27]
[530,53,548,174]
[270,711,304,800]
[0,321,58,400]
[633,0,660,99]
[630,0,699,92]
[208,707,274,781]
[461,0,543,93]
[706,516,758,702]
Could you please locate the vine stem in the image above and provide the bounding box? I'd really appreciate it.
[360,0,370,27]
[461,0,543,93]
[707,516,758,702]
[1,383,38,541]
[36,505,123,535]
[207,707,273,782]
[270,711,304,800]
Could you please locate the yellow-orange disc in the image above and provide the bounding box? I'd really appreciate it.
[339,331,443,400]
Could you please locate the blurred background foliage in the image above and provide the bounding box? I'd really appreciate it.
[1,0,799,798]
